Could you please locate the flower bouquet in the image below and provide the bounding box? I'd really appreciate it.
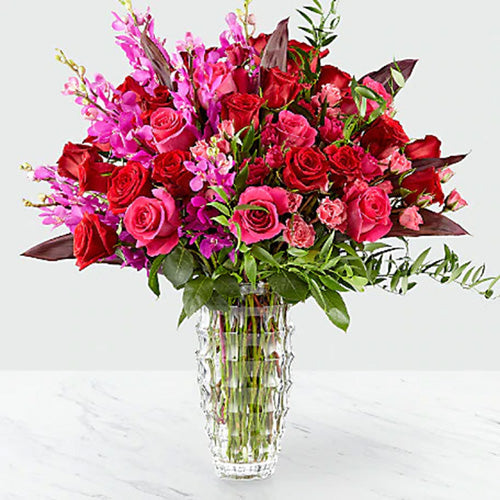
[22,0,498,480]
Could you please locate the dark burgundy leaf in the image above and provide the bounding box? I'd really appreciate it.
[386,209,469,238]
[412,154,468,172]
[260,18,289,72]
[140,28,173,90]
[22,234,75,261]
[22,234,122,266]
[362,59,418,95]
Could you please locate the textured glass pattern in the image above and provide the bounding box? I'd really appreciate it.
[196,284,294,480]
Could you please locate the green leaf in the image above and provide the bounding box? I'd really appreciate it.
[182,277,214,318]
[363,242,389,252]
[354,85,379,101]
[234,163,249,193]
[177,308,187,328]
[268,270,309,303]
[251,245,279,267]
[212,215,230,226]
[319,231,336,260]
[409,248,431,274]
[318,274,349,292]
[297,9,314,25]
[210,186,230,203]
[310,281,350,332]
[207,201,230,217]
[206,291,231,312]
[304,5,323,14]
[163,246,194,288]
[214,274,241,298]
[148,255,167,297]
[244,253,257,287]
[235,204,269,213]
[390,67,406,88]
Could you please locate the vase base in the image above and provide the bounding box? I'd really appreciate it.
[214,458,277,480]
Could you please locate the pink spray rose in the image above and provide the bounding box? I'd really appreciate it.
[344,182,393,242]
[230,186,289,244]
[317,197,347,231]
[445,189,467,211]
[390,150,412,174]
[276,110,317,148]
[286,191,303,213]
[399,206,424,231]
[150,107,197,153]
[283,215,316,249]
[124,188,180,257]
[266,145,285,169]
[319,116,344,143]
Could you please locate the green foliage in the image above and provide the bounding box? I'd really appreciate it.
[148,255,167,297]
[182,276,214,317]
[297,0,341,50]
[163,246,194,288]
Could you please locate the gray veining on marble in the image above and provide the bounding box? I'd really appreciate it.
[0,372,499,499]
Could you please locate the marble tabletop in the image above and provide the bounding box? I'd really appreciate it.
[0,371,499,500]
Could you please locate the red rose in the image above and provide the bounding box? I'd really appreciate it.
[117,76,171,122]
[328,145,362,182]
[283,147,330,193]
[152,150,193,198]
[261,67,303,109]
[150,108,197,153]
[317,65,352,92]
[73,213,118,270]
[57,142,100,180]
[107,161,152,214]
[405,135,442,160]
[78,157,115,196]
[220,93,264,133]
[288,40,328,74]
[241,157,271,185]
[401,168,445,205]
[360,115,409,160]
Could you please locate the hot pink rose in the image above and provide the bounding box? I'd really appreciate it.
[266,145,285,169]
[124,188,180,257]
[317,197,347,231]
[399,206,423,231]
[230,186,289,244]
[344,183,393,242]
[358,149,386,180]
[319,116,344,143]
[276,110,317,148]
[284,215,315,249]
[150,108,197,153]
[390,151,412,174]
[445,189,467,211]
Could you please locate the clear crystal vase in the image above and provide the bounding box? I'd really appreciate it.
[196,283,294,480]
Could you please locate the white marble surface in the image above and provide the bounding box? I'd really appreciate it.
[0,372,499,500]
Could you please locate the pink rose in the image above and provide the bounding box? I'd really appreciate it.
[150,108,197,154]
[317,197,347,231]
[399,206,423,231]
[319,116,344,143]
[230,186,289,244]
[312,83,342,108]
[390,151,412,174]
[276,111,317,148]
[344,183,393,242]
[266,145,285,169]
[124,188,180,257]
[358,149,386,180]
[283,215,316,249]
[445,189,467,211]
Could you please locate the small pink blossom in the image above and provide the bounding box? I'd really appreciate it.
[445,190,468,211]
[312,83,342,108]
[62,77,80,96]
[399,206,424,231]
[439,168,454,183]
[286,192,303,213]
[390,151,412,174]
[283,215,316,248]
[317,197,347,231]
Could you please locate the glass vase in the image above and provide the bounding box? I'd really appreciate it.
[195,283,294,480]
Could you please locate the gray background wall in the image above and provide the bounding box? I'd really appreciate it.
[1,0,498,370]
